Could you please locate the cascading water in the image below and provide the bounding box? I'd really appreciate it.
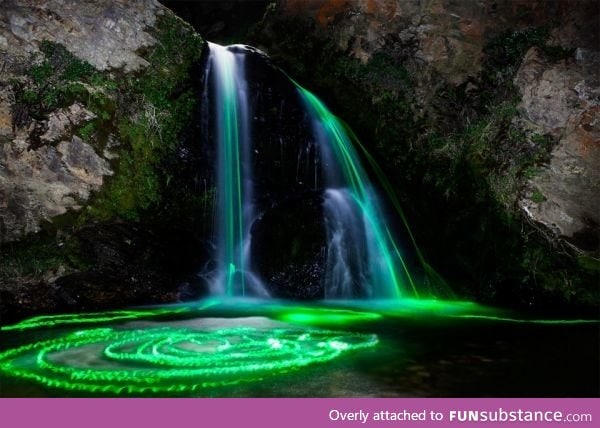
[206,42,267,297]
[296,85,419,299]
[206,42,434,300]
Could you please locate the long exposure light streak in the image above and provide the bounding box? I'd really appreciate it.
[0,326,377,395]
[210,42,245,296]
[295,83,414,298]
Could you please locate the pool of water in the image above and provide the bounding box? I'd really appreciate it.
[0,298,598,397]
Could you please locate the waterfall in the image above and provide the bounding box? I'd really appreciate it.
[296,84,419,299]
[206,42,267,297]
[205,42,436,300]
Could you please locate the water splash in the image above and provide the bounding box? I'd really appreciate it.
[296,84,419,299]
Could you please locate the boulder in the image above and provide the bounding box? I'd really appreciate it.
[516,47,600,254]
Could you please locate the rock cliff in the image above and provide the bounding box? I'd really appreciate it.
[253,0,599,306]
[0,0,208,321]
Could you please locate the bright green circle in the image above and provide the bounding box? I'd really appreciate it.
[0,326,378,395]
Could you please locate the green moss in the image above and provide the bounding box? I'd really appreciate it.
[578,256,600,272]
[481,26,571,88]
[530,189,546,203]
[85,13,203,221]
[16,41,115,116]
[77,121,97,143]
[5,13,205,278]
[334,52,411,90]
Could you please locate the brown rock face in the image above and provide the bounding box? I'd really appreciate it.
[265,0,600,257]
[516,47,600,252]
[278,0,597,85]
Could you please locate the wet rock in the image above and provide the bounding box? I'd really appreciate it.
[251,192,326,299]
[204,45,328,299]
[205,45,319,198]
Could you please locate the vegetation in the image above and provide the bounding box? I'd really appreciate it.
[86,13,204,221]
[10,41,117,150]
[2,13,208,281]
[252,18,597,307]
[0,230,89,280]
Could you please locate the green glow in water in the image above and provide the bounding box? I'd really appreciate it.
[0,308,189,332]
[0,326,377,394]
[451,314,600,324]
[0,300,219,332]
[1,299,594,395]
[3,298,592,334]
[274,307,382,325]
[296,84,413,298]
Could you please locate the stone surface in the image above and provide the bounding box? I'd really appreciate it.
[516,48,600,253]
[0,0,162,72]
[41,103,96,144]
[251,192,326,299]
[274,0,597,87]
[0,1,208,321]
[0,135,112,240]
[0,0,170,243]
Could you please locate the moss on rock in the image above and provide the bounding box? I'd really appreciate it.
[85,13,204,221]
[1,12,208,290]
[253,14,599,307]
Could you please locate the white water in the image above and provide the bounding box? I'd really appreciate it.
[207,42,268,297]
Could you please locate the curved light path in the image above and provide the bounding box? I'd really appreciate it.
[0,326,377,395]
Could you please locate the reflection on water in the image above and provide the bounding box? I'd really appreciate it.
[0,298,598,397]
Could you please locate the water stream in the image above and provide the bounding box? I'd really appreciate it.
[207,42,422,299]
[206,43,267,297]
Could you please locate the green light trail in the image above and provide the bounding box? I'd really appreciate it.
[1,299,594,395]
[343,123,453,296]
[0,300,220,332]
[3,298,593,334]
[295,83,414,298]
[287,73,454,298]
[449,314,600,324]
[211,43,246,296]
[0,326,377,395]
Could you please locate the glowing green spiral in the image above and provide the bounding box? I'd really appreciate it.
[0,326,378,395]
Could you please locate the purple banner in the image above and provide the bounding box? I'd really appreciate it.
[0,398,597,427]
